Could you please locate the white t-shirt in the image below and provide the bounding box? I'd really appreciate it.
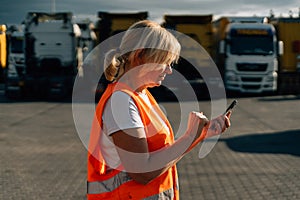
[100,91,148,169]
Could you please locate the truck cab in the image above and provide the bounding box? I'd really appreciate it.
[218,20,283,93]
[22,12,80,98]
[5,27,25,97]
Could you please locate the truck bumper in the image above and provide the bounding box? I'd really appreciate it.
[225,72,277,93]
[5,77,24,96]
[23,75,74,97]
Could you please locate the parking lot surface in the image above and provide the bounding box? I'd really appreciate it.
[0,88,299,199]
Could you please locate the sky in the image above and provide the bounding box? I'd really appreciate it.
[0,0,299,25]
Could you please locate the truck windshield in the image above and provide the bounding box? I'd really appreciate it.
[230,36,274,55]
[10,37,24,53]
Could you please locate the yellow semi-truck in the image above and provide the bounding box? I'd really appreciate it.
[158,14,219,100]
[162,14,214,56]
[0,24,7,82]
[271,17,300,94]
[93,11,148,101]
[94,11,148,44]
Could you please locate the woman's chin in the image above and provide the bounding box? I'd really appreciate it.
[147,82,161,88]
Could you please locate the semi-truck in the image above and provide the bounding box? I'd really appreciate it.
[0,24,7,82]
[94,11,148,44]
[5,26,25,98]
[270,16,300,95]
[92,11,148,101]
[162,14,214,56]
[213,17,283,94]
[155,14,219,100]
[76,19,97,77]
[16,12,81,98]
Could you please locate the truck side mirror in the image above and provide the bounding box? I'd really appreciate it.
[219,40,225,54]
[278,41,284,55]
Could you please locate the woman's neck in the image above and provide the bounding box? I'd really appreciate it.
[118,62,147,93]
[116,75,146,93]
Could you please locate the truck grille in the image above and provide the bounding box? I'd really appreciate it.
[237,63,267,72]
[16,66,25,76]
[241,77,262,82]
[242,85,260,90]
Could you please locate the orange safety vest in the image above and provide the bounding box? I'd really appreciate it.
[87,82,179,200]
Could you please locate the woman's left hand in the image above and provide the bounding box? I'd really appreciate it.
[203,111,232,138]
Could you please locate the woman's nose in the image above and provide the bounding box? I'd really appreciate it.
[165,65,172,74]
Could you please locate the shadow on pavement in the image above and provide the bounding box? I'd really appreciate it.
[257,95,300,102]
[220,129,300,157]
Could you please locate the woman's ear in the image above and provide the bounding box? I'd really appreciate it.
[131,49,145,66]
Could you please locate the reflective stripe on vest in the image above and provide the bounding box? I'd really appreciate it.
[144,188,174,200]
[87,171,131,194]
[87,171,175,199]
[87,172,177,200]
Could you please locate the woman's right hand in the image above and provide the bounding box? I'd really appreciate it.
[203,111,232,138]
[186,111,209,140]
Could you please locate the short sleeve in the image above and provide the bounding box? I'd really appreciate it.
[102,91,145,138]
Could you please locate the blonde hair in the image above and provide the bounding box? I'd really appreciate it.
[104,20,181,82]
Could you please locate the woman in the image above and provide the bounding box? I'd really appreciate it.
[87,20,231,199]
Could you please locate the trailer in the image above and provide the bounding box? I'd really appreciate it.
[93,11,148,102]
[20,12,80,98]
[271,17,300,95]
[94,11,148,44]
[0,24,7,82]
[153,14,216,100]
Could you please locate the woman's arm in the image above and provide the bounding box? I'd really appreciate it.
[112,128,174,185]
[111,111,212,184]
[111,111,231,185]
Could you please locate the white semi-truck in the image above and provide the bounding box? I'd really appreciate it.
[214,17,283,94]
[5,26,25,97]
[76,19,97,77]
[19,12,80,98]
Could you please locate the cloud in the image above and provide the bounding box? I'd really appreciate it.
[0,0,299,24]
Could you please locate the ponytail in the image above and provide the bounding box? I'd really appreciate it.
[104,48,125,82]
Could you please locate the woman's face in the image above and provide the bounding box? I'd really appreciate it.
[137,63,173,88]
[125,62,173,90]
[124,50,176,91]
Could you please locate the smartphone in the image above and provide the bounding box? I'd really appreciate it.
[224,99,238,115]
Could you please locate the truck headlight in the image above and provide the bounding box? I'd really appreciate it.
[265,72,277,82]
[7,64,18,78]
[225,71,238,82]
